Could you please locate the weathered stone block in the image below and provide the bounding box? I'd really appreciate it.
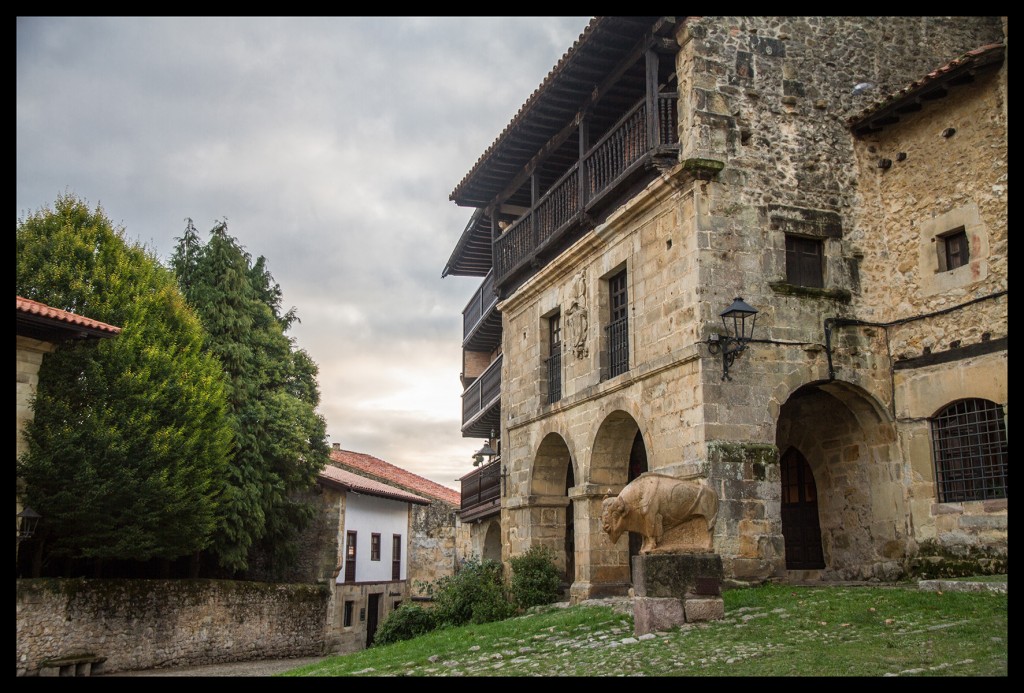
[632,553,723,598]
[684,597,725,622]
[633,596,685,635]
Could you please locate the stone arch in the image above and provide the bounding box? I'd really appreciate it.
[776,379,910,582]
[481,520,502,563]
[590,408,644,487]
[527,431,575,584]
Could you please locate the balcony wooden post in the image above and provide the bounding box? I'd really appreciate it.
[645,49,659,151]
[578,111,589,211]
[530,172,539,250]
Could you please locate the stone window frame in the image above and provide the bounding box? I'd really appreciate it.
[544,308,562,404]
[765,205,848,301]
[917,202,989,297]
[343,600,354,628]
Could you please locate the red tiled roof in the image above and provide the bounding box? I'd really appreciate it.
[16,296,122,336]
[848,42,1005,134]
[329,448,461,507]
[318,465,431,505]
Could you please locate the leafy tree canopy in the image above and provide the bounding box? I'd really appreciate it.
[16,194,234,568]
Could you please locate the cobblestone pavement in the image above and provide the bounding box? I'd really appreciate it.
[99,656,327,677]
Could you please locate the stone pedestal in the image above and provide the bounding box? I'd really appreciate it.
[632,553,725,635]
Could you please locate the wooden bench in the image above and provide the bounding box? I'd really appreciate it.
[38,654,107,677]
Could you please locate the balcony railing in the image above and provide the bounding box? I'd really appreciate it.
[463,270,497,339]
[494,92,678,286]
[460,459,501,521]
[462,353,502,429]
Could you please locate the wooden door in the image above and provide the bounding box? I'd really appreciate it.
[781,447,825,569]
[365,593,381,648]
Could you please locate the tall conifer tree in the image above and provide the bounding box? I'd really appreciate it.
[172,220,329,575]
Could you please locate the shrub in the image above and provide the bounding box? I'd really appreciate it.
[373,603,437,646]
[429,556,515,627]
[509,545,562,610]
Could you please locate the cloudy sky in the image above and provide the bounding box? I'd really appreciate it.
[17,16,592,491]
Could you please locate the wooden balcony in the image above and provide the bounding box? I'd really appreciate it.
[493,92,678,288]
[462,270,500,352]
[459,459,501,522]
[461,353,501,438]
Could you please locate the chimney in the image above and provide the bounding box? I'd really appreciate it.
[332,443,341,451]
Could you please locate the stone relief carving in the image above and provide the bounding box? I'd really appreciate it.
[601,473,719,554]
[564,269,589,359]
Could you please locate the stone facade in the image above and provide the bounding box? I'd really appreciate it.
[463,17,1006,597]
[16,578,329,676]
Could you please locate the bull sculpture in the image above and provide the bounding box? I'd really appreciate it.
[601,473,718,554]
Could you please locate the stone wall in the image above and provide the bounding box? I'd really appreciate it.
[408,499,461,597]
[16,578,330,676]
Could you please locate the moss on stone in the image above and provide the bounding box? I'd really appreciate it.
[681,158,725,178]
[768,281,852,303]
[907,540,1009,579]
[707,442,779,467]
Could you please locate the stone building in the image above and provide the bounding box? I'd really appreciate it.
[16,296,121,556]
[442,17,1007,598]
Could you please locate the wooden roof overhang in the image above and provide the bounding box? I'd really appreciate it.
[16,296,122,343]
[443,16,680,278]
[848,42,1005,137]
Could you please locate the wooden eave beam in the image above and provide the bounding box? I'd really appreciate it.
[481,27,672,210]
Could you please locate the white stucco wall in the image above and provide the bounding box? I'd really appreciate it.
[336,493,409,584]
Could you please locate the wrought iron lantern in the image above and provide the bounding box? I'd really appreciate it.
[472,429,498,467]
[17,506,41,543]
[705,297,759,381]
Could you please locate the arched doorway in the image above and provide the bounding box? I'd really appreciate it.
[776,381,908,580]
[780,446,824,569]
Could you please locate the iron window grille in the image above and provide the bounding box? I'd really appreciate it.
[607,270,629,377]
[931,398,1008,503]
[547,313,562,403]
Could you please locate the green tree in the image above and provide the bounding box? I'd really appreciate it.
[171,220,329,575]
[16,194,233,572]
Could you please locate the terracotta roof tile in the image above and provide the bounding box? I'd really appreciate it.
[329,448,461,507]
[16,296,122,335]
[318,465,431,505]
[848,42,1005,132]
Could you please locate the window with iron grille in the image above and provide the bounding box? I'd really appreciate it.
[940,228,970,271]
[931,398,1007,503]
[343,600,354,627]
[606,270,629,378]
[785,235,824,288]
[392,534,402,580]
[371,533,381,561]
[547,312,562,404]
